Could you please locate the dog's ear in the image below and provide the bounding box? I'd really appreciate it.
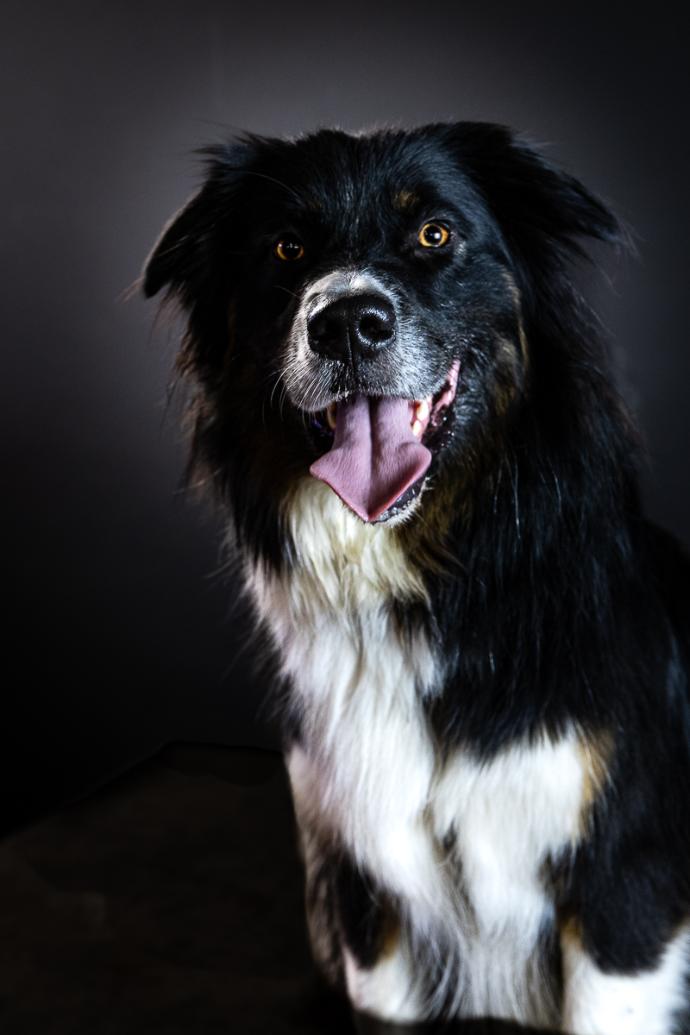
[142,140,254,304]
[142,183,218,300]
[437,122,629,272]
[142,140,257,378]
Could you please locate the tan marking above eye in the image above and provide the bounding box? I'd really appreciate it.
[418,222,450,248]
[394,189,418,211]
[274,236,305,261]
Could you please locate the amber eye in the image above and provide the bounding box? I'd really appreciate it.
[274,235,305,261]
[418,222,450,248]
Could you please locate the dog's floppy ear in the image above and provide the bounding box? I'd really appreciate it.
[142,140,257,378]
[142,140,254,303]
[438,122,628,271]
[142,183,218,300]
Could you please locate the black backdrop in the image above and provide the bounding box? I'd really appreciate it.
[3,0,689,829]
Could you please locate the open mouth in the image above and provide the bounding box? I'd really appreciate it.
[308,360,460,523]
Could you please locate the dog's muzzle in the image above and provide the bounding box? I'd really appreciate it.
[285,269,461,524]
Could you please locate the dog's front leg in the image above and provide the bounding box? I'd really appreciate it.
[287,745,425,1024]
[334,853,424,1024]
[560,918,689,1035]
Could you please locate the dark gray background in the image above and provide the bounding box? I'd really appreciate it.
[3,1,689,826]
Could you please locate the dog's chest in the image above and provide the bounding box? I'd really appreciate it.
[245,483,585,1016]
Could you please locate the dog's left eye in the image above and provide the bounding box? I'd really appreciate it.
[274,235,305,262]
[418,222,450,248]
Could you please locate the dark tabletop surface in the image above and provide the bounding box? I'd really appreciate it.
[0,746,557,1034]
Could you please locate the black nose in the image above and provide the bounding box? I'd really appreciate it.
[307,293,396,362]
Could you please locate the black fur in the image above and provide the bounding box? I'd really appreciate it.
[334,854,396,971]
[145,123,690,1027]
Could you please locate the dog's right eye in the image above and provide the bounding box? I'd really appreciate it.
[274,235,305,262]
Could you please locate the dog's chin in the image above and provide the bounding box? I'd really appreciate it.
[300,359,460,524]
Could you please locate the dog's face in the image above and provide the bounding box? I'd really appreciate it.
[144,124,619,548]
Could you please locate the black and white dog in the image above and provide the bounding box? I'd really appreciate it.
[144,123,690,1033]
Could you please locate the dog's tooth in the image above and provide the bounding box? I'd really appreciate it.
[412,419,423,438]
[326,403,337,430]
[416,400,430,422]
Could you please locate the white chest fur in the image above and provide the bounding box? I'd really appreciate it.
[246,481,440,901]
[244,480,587,1024]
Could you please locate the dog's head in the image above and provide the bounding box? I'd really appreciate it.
[144,124,622,559]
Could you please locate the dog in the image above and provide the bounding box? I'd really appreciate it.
[143,123,690,1033]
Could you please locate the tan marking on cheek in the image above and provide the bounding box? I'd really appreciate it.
[393,189,419,211]
[494,387,517,419]
[502,271,529,368]
[516,316,528,368]
[493,336,523,415]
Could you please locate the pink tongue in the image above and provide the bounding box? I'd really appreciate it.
[309,395,431,522]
